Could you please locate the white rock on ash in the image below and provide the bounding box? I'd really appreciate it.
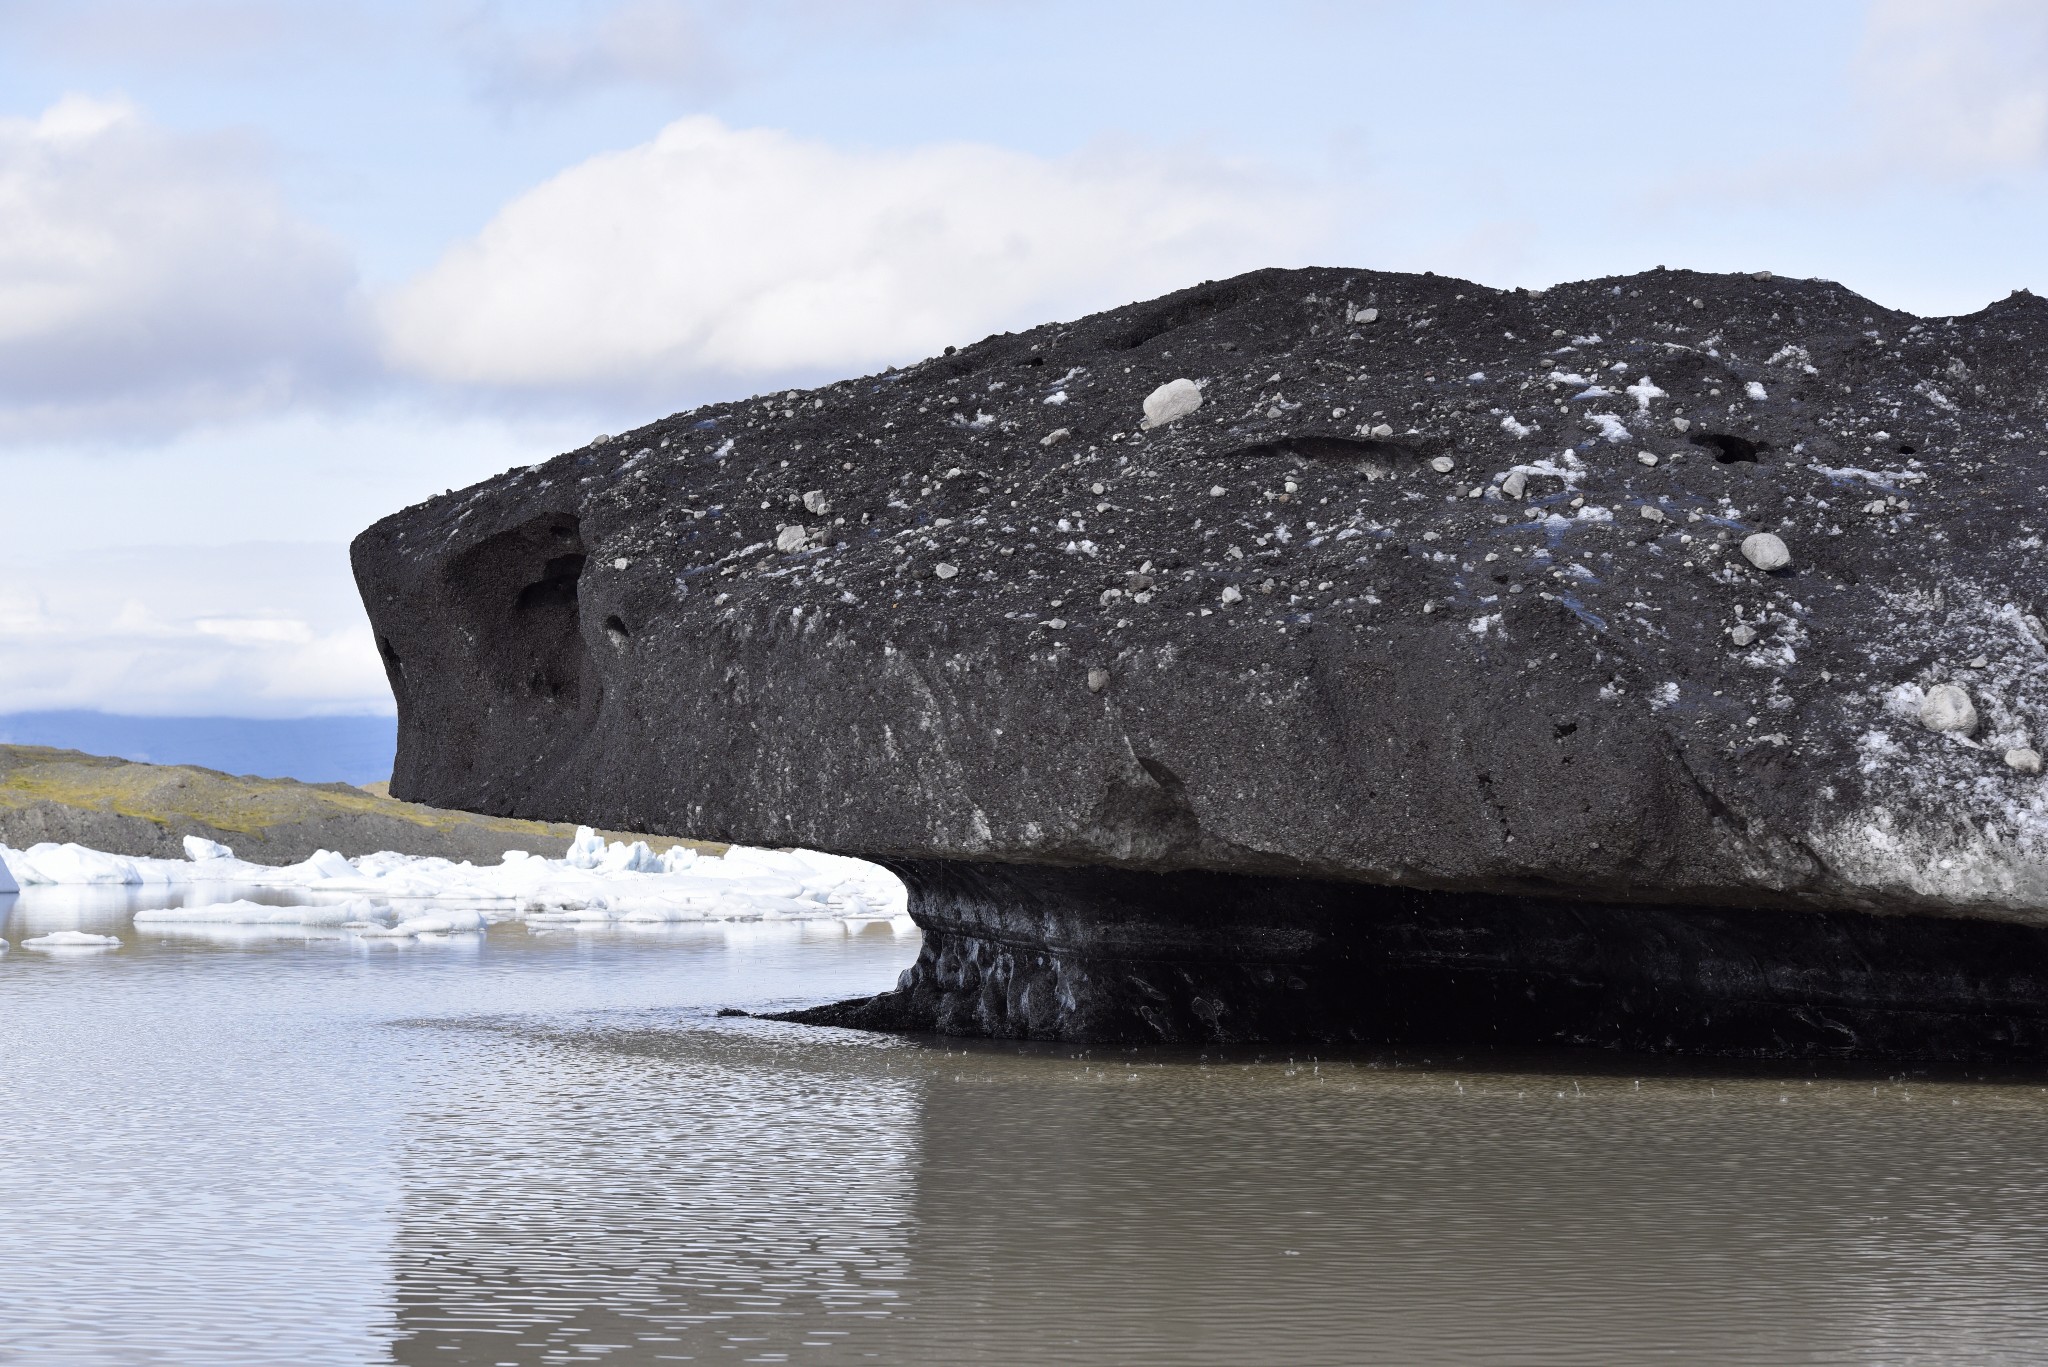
[1140,378,1202,428]
[1740,532,1791,571]
[1500,470,1528,500]
[775,525,809,553]
[802,490,830,515]
[2005,747,2043,774]
[1086,667,1110,693]
[1429,455,1455,473]
[1919,684,1978,736]
[933,563,959,580]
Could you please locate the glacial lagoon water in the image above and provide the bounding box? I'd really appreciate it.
[9,887,2048,1365]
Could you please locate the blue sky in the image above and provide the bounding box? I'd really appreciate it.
[2,0,2044,717]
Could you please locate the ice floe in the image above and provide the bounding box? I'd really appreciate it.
[1,827,908,937]
[23,931,122,949]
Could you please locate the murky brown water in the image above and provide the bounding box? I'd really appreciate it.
[8,886,2048,1365]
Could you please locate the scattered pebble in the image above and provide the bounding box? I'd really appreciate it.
[1500,470,1528,499]
[1637,451,1659,466]
[1209,485,1227,497]
[802,490,830,515]
[775,525,809,553]
[1919,684,1979,735]
[1640,506,1665,523]
[933,563,958,579]
[1429,455,1455,473]
[1730,624,1758,646]
[1141,378,1203,428]
[1086,667,1110,693]
[2006,747,2043,774]
[1220,585,1243,604]
[1040,427,1071,447]
[1740,532,1791,571]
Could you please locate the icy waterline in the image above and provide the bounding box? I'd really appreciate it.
[0,826,907,936]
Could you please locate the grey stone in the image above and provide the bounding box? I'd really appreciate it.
[1741,531,1791,571]
[1920,684,1978,735]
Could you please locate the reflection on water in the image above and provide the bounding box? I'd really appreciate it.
[10,885,2048,1365]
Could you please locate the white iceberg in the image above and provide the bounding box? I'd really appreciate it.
[2,826,907,933]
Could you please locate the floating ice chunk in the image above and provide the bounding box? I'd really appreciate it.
[1140,378,1202,428]
[1740,532,1791,571]
[183,836,235,861]
[0,855,14,895]
[353,908,489,938]
[10,843,142,885]
[1920,684,1979,736]
[597,840,663,874]
[136,899,373,926]
[565,826,608,869]
[24,930,121,948]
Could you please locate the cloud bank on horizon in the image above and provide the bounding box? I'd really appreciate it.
[1,0,2045,718]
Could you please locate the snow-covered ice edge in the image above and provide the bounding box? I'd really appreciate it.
[0,828,907,937]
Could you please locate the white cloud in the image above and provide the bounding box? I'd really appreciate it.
[453,0,730,102]
[0,94,370,439]
[1856,0,2048,172]
[0,542,390,716]
[380,115,1325,393]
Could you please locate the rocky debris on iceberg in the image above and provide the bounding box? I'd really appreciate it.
[351,264,2048,1060]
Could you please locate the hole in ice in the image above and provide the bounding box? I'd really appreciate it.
[1688,432,1766,463]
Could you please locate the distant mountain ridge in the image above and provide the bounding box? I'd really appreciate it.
[0,712,396,786]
